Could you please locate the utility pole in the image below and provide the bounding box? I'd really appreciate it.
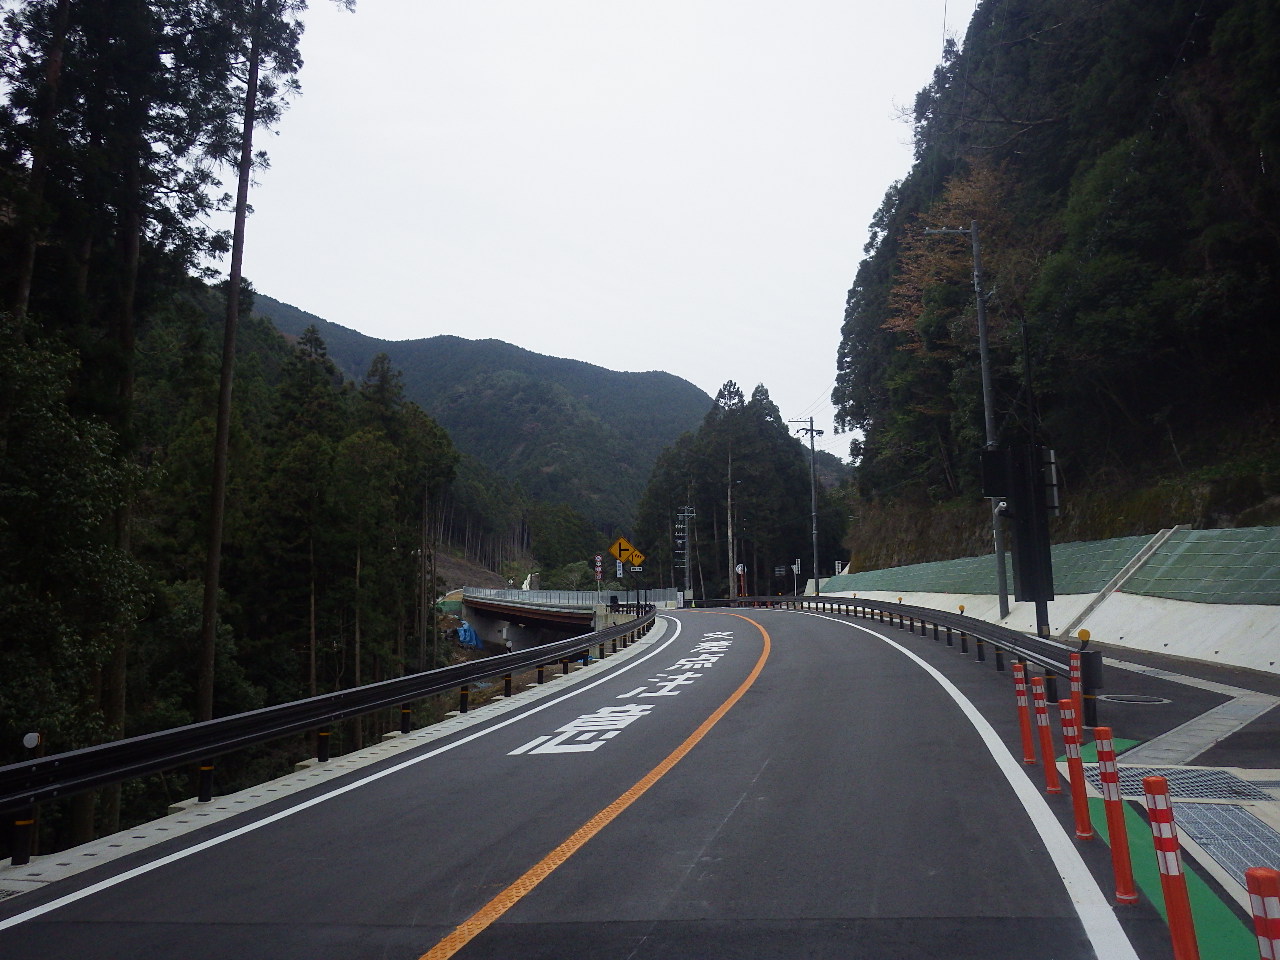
[924,220,1011,618]
[675,505,695,601]
[726,454,739,600]
[788,417,822,596]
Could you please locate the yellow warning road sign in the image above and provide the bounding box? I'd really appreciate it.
[609,537,645,568]
[609,536,635,563]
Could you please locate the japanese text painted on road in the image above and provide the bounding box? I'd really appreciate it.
[508,632,734,756]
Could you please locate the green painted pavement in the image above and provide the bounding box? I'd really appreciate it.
[1087,796,1255,959]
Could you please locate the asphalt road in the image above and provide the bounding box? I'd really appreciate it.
[0,609,1180,959]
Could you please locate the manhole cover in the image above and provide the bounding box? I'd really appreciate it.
[1099,694,1171,704]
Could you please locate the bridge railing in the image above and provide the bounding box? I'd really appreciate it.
[464,587,681,606]
[698,594,1102,712]
[1,606,658,864]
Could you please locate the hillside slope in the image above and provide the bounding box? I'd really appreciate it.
[256,296,712,529]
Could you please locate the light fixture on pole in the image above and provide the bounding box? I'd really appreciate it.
[788,417,822,596]
[924,220,1010,619]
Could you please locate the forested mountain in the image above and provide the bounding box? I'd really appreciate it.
[256,295,713,530]
[834,0,1280,569]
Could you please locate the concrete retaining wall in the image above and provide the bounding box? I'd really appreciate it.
[821,588,1280,675]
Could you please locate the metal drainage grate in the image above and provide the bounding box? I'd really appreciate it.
[1172,802,1280,883]
[1082,765,1274,801]
[1098,694,1171,704]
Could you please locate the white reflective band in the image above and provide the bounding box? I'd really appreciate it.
[1153,821,1176,839]
[1103,782,1121,801]
[1067,744,1080,759]
[1146,792,1171,810]
[1099,759,1116,774]
[1158,849,1181,876]
[1266,893,1280,918]
[1259,938,1275,960]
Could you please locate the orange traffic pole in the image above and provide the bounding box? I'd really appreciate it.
[1245,867,1280,960]
[1029,676,1061,793]
[1012,662,1037,765]
[1143,775,1200,960]
[1059,699,1094,840]
[1094,726,1139,904]
[1069,651,1085,725]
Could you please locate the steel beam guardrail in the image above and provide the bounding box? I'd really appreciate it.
[0,607,657,818]
[696,595,1101,699]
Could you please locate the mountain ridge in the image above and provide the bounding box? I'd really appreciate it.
[254,293,714,530]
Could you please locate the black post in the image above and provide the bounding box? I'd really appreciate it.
[10,807,35,866]
[504,674,513,698]
[459,685,470,713]
[976,637,986,662]
[1080,650,1104,727]
[994,646,1005,671]
[960,631,969,654]
[197,761,214,802]
[538,665,546,684]
[400,705,412,734]
[317,728,331,762]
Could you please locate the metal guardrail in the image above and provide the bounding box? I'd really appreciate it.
[463,587,681,606]
[697,594,1102,710]
[2,607,658,863]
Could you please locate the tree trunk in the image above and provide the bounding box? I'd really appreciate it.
[197,8,262,723]
[12,0,70,319]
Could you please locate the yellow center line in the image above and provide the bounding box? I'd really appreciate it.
[419,612,772,960]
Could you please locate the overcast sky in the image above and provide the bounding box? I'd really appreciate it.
[237,1,966,460]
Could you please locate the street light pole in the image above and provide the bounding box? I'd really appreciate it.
[924,220,1011,618]
[789,417,822,596]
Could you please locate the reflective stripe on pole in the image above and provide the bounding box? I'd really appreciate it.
[1143,775,1200,960]
[1069,652,1084,725]
[1030,675,1061,794]
[1094,726,1138,904]
[1059,699,1094,840]
[1246,867,1280,960]
[1013,662,1037,766]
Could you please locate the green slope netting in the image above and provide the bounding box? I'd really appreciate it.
[826,535,1149,597]
[825,528,1280,605]
[1120,527,1280,605]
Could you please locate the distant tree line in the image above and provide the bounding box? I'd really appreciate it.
[634,382,843,599]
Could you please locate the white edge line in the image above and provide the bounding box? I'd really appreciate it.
[0,617,686,932]
[801,611,1141,960]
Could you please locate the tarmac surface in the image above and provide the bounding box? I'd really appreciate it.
[1,608,1277,959]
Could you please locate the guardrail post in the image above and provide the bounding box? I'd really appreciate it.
[611,636,618,654]
[9,807,35,866]
[959,630,968,654]
[562,658,570,675]
[598,642,606,660]
[1030,677,1061,794]
[1245,867,1280,960]
[538,664,546,684]
[1081,650,1104,728]
[317,727,331,762]
[932,622,939,641]
[1094,726,1138,905]
[1143,775,1201,960]
[196,760,215,802]
[1044,671,1060,702]
[459,685,470,713]
[504,674,513,698]
[1059,699,1094,840]
[945,626,954,647]
[993,645,1005,671]
[1012,663,1038,765]
[400,705,412,734]
[975,636,986,662]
